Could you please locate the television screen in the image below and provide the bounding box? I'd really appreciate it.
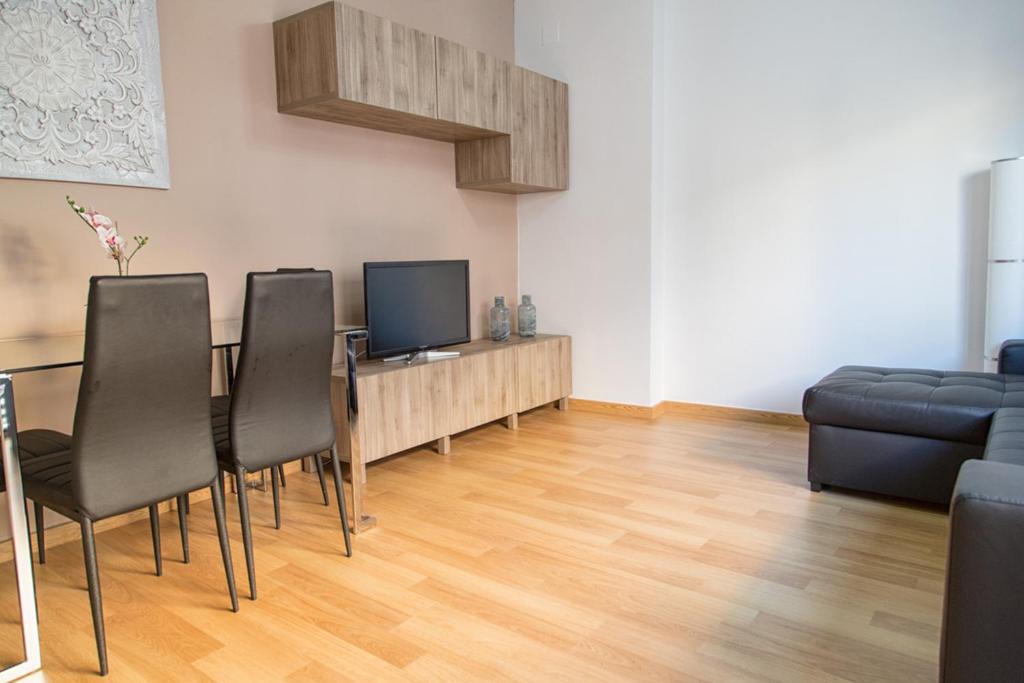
[363,260,471,358]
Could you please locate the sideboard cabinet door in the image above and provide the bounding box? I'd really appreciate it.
[358,361,452,463]
[516,337,572,413]
[450,346,515,434]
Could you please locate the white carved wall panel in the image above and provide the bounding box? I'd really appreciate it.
[0,0,170,188]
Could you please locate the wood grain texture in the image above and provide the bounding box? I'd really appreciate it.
[335,336,570,468]
[273,1,507,143]
[436,38,512,135]
[660,400,807,428]
[0,409,946,681]
[284,97,502,143]
[358,360,453,463]
[335,2,436,117]
[455,65,568,192]
[510,66,569,190]
[454,135,511,186]
[569,399,806,428]
[515,336,572,413]
[570,399,659,420]
[448,345,515,434]
[274,3,569,193]
[273,3,338,110]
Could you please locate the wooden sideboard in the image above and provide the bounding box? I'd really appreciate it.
[328,334,571,532]
[272,2,569,194]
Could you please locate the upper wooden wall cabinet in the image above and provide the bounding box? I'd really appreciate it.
[273,2,568,193]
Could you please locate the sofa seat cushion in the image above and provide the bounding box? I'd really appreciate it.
[803,366,1024,445]
[984,407,1024,466]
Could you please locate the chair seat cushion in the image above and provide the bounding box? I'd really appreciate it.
[0,429,72,493]
[17,429,74,513]
[803,366,1024,445]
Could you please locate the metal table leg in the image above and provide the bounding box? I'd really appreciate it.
[0,374,41,681]
[223,346,235,392]
[343,331,375,534]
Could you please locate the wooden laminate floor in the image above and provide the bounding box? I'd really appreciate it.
[0,407,948,681]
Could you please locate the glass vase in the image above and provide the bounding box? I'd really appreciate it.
[489,296,511,341]
[517,295,536,337]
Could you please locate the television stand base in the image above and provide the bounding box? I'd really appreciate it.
[383,350,462,364]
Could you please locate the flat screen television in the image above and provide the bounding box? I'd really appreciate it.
[363,260,471,359]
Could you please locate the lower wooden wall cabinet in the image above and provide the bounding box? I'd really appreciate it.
[333,335,571,465]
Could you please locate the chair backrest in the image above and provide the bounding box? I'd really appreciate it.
[72,274,218,520]
[228,270,336,470]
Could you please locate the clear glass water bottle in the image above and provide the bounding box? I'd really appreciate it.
[489,296,511,341]
[518,294,536,337]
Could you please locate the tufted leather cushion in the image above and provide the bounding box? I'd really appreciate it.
[803,366,1024,444]
[983,407,1024,466]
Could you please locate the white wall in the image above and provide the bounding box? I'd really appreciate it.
[659,0,1024,413]
[515,0,658,406]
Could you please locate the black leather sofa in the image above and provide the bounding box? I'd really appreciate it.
[804,340,1024,682]
[803,341,1024,504]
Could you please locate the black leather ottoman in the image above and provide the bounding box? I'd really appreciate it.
[802,366,1024,503]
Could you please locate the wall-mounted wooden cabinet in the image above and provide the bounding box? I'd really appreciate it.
[455,66,569,193]
[273,2,568,193]
[436,38,512,136]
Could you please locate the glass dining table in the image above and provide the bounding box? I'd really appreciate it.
[0,321,365,680]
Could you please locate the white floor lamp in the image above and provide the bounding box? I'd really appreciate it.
[984,157,1024,372]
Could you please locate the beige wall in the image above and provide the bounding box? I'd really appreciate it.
[0,0,515,532]
[0,0,516,339]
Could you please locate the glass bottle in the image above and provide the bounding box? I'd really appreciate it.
[489,296,511,341]
[517,294,536,337]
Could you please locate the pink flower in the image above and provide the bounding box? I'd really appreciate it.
[96,226,125,257]
[82,210,114,231]
[67,196,148,275]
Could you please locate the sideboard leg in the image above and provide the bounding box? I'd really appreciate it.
[436,436,451,455]
[505,413,519,430]
[557,397,569,411]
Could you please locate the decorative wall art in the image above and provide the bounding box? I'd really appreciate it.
[0,0,170,189]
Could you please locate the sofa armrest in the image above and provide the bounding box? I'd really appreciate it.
[997,339,1024,375]
[940,459,1024,682]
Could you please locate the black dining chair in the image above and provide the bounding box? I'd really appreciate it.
[17,274,239,676]
[13,430,188,570]
[212,269,351,601]
[0,430,64,563]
